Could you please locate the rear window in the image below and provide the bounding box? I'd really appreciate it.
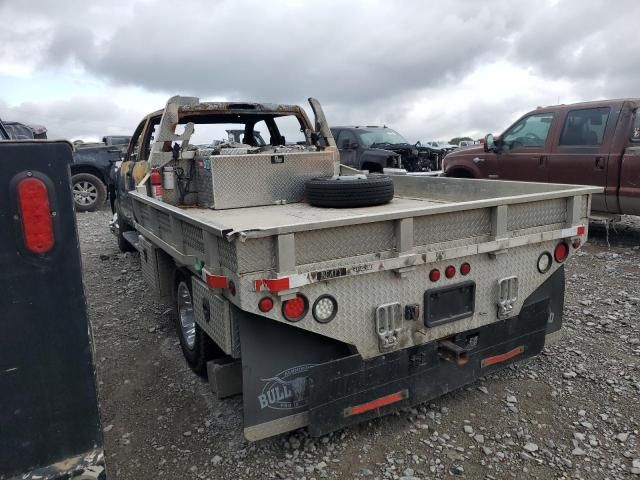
[5,123,34,140]
[559,107,610,146]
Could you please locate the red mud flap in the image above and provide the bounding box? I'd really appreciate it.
[307,297,551,437]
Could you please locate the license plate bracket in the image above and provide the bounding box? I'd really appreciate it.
[424,281,475,327]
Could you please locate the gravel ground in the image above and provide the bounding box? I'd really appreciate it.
[77,210,640,480]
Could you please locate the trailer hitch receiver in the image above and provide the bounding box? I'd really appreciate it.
[438,335,479,366]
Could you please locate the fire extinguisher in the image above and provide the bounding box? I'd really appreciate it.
[150,168,163,201]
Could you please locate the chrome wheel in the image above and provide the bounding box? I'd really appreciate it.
[73,181,99,207]
[177,281,196,350]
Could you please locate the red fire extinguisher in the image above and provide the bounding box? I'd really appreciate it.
[150,168,163,201]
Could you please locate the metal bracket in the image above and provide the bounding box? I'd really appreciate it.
[375,302,403,352]
[497,276,518,319]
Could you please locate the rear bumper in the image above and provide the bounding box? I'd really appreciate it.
[240,267,564,440]
[307,296,550,436]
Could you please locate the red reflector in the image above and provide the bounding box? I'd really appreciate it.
[258,297,274,312]
[282,295,307,321]
[344,390,408,417]
[255,277,291,292]
[445,265,456,278]
[554,242,569,263]
[576,225,586,236]
[205,273,227,289]
[460,262,471,275]
[18,177,54,254]
[429,269,441,282]
[481,345,524,368]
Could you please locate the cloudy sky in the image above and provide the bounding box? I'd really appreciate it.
[1,0,638,143]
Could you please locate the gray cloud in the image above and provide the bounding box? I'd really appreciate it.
[2,0,639,142]
[0,97,144,141]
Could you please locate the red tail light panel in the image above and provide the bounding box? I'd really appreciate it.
[17,177,54,254]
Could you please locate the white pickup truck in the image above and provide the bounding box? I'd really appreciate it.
[111,96,600,441]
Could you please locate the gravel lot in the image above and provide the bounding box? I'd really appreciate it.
[78,210,640,480]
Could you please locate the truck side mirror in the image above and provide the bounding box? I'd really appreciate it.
[484,133,496,152]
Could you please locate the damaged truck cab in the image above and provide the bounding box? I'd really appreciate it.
[111,96,601,441]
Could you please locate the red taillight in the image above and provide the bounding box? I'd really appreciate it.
[445,265,456,278]
[258,297,274,312]
[282,295,307,322]
[460,262,471,275]
[554,242,569,263]
[18,177,54,254]
[429,269,441,282]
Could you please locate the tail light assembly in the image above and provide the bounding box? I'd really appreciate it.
[282,294,308,322]
[554,242,569,263]
[444,265,456,278]
[17,176,54,254]
[537,251,553,273]
[312,295,338,323]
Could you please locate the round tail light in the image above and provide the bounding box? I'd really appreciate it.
[460,262,471,276]
[258,297,274,312]
[429,269,441,282]
[554,242,569,263]
[445,265,456,278]
[312,295,337,323]
[537,251,552,273]
[282,295,308,322]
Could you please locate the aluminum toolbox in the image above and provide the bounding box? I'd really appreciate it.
[195,150,336,209]
[138,235,172,297]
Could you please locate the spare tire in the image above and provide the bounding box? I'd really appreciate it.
[305,175,394,208]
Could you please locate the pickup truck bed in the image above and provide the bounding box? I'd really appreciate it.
[132,175,597,238]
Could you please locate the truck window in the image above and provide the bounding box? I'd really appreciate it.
[273,115,306,145]
[337,130,357,148]
[128,121,146,161]
[559,107,610,146]
[502,113,554,149]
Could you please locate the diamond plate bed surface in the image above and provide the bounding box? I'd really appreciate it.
[237,240,571,359]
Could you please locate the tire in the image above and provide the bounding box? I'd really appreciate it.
[174,272,217,376]
[305,175,394,208]
[72,173,107,212]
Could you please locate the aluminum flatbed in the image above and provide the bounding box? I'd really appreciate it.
[130,175,598,239]
[116,96,602,441]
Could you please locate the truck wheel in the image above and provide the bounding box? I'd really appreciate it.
[305,175,394,208]
[72,173,106,212]
[174,273,215,376]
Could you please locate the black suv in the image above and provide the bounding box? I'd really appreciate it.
[71,138,129,212]
[4,121,47,140]
[330,126,440,172]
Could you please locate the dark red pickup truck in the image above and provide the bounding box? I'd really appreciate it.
[443,99,640,216]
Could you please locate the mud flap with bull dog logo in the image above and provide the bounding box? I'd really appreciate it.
[237,310,350,441]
